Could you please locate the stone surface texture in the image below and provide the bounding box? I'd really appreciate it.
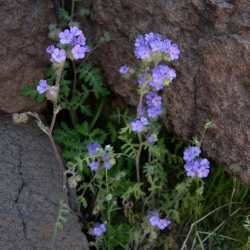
[85,0,250,183]
[0,0,54,113]
[0,115,89,250]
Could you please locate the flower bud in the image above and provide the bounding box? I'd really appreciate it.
[46,86,59,103]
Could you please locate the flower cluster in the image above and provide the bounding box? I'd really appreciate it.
[87,143,116,171]
[36,26,90,99]
[119,33,180,137]
[134,32,180,61]
[91,223,107,237]
[148,212,171,230]
[47,26,90,64]
[183,146,210,178]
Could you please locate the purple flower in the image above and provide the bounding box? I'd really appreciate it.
[184,158,210,178]
[72,45,89,60]
[50,48,66,63]
[183,146,201,162]
[149,64,176,90]
[87,143,101,156]
[88,161,99,171]
[36,80,48,94]
[131,116,149,133]
[91,223,106,237]
[148,212,160,227]
[146,91,162,118]
[146,134,157,144]
[119,65,129,74]
[134,33,180,61]
[168,43,180,61]
[46,45,56,54]
[157,218,171,230]
[148,212,171,230]
[59,29,74,45]
[102,154,112,169]
[134,35,151,60]
[145,32,164,53]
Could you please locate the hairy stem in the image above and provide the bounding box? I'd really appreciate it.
[70,60,79,127]
[136,134,143,182]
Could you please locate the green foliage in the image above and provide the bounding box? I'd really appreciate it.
[52,201,70,243]
[20,84,45,103]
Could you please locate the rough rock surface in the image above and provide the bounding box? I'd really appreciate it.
[0,0,55,113]
[0,115,89,250]
[86,0,250,183]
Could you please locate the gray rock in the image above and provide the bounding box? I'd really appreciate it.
[0,0,55,113]
[0,115,89,250]
[83,0,250,183]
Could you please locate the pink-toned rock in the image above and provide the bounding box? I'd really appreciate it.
[83,0,250,183]
[0,0,55,113]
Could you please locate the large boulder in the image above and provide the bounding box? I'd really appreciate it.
[0,115,89,250]
[0,0,55,113]
[83,0,250,183]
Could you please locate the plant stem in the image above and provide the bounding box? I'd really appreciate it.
[71,0,75,21]
[90,98,105,130]
[70,60,79,127]
[136,134,143,182]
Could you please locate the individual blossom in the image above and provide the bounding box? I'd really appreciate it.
[88,161,100,171]
[102,154,112,169]
[71,44,89,60]
[50,48,66,64]
[145,32,164,53]
[146,91,162,118]
[134,35,151,60]
[148,212,160,227]
[46,45,56,55]
[59,28,74,45]
[91,223,107,237]
[146,134,157,144]
[36,80,48,94]
[119,65,129,74]
[149,64,176,90]
[148,212,171,230]
[157,218,172,230]
[87,142,101,156]
[183,146,201,162]
[131,116,149,133]
[184,158,210,178]
[168,43,180,61]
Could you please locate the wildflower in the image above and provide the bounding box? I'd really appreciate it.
[131,116,149,133]
[146,134,157,144]
[134,33,180,61]
[46,45,56,54]
[88,161,100,171]
[119,65,129,74]
[71,44,89,60]
[146,91,162,118]
[183,146,201,162]
[145,32,164,53]
[36,80,48,94]
[168,43,180,61]
[87,142,101,156]
[50,48,66,64]
[149,64,176,90]
[91,223,107,237]
[134,35,151,60]
[157,218,171,230]
[59,29,74,45]
[102,154,112,169]
[184,158,210,178]
[148,212,171,230]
